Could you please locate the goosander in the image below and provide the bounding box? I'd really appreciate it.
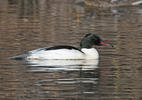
[11,33,110,60]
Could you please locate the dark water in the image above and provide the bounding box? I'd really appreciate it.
[0,0,142,100]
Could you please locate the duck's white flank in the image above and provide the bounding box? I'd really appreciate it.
[26,48,99,60]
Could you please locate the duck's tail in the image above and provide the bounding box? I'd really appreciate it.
[10,54,28,60]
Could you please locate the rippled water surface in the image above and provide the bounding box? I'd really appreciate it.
[0,0,142,100]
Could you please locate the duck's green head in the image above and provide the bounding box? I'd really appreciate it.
[80,33,109,48]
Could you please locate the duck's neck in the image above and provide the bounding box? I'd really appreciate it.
[80,44,93,49]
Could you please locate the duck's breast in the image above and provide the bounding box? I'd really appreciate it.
[81,48,99,59]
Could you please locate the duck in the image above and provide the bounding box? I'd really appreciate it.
[11,33,110,60]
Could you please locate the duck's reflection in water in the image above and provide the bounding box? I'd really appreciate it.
[21,59,99,71]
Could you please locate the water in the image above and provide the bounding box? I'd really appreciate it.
[0,0,142,100]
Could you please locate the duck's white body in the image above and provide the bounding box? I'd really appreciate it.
[26,47,99,60]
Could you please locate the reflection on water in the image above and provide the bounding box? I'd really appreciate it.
[23,59,99,71]
[0,0,142,100]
